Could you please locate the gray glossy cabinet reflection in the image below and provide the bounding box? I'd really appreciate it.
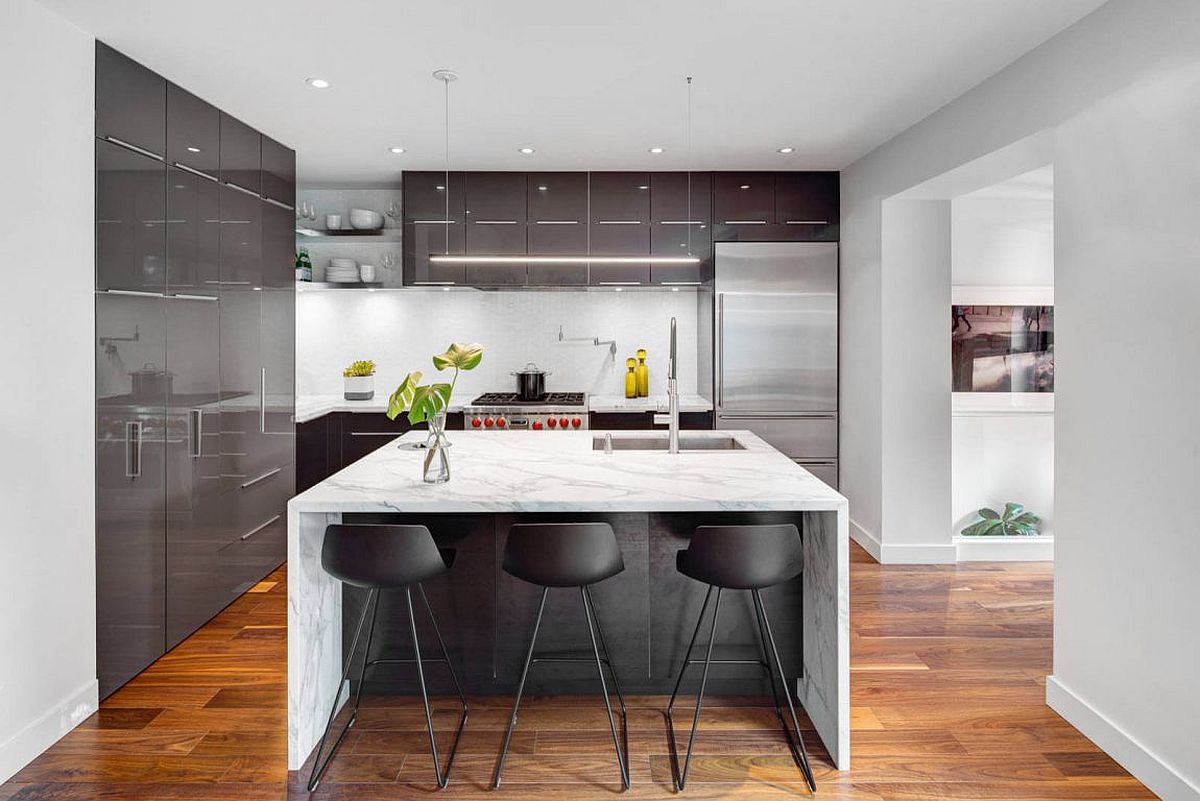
[262,200,297,289]
[464,172,527,285]
[166,166,220,293]
[527,172,589,285]
[96,139,166,292]
[650,172,711,285]
[219,184,262,288]
[96,42,166,158]
[403,171,465,285]
[166,84,219,178]
[96,294,167,698]
[588,172,651,285]
[260,136,296,206]
[219,113,261,194]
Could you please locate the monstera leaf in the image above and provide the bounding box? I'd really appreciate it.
[432,342,484,371]
[405,383,453,424]
[387,371,422,421]
[961,502,1042,536]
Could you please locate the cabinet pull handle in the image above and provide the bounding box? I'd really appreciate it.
[170,293,218,301]
[597,281,642,286]
[241,514,281,541]
[534,220,580,225]
[262,196,295,211]
[171,161,218,182]
[189,409,203,458]
[412,281,456,285]
[471,220,518,225]
[660,281,702,286]
[102,135,163,162]
[722,220,768,225]
[784,219,829,225]
[348,431,401,437]
[716,293,725,406]
[101,289,166,298]
[411,219,457,224]
[259,368,267,433]
[125,421,142,477]
[240,466,281,489]
[658,220,707,225]
[223,181,261,198]
[595,220,643,225]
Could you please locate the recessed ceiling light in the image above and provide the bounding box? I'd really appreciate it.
[306,77,331,89]
[388,147,405,154]
[518,147,536,155]
[186,146,201,153]
[777,146,795,154]
[648,147,664,154]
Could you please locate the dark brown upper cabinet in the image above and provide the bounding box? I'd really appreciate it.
[650,172,712,285]
[775,171,839,238]
[464,172,527,286]
[96,138,167,292]
[261,137,296,207]
[403,171,465,285]
[166,165,220,293]
[219,183,262,288]
[219,113,261,195]
[589,172,651,285]
[262,200,297,289]
[96,42,166,159]
[527,172,589,286]
[714,172,776,225]
[166,84,219,178]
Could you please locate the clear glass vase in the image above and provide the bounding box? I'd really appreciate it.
[422,412,451,484]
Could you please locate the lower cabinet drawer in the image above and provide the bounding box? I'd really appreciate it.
[221,461,292,593]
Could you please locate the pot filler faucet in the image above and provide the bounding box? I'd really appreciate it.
[668,316,680,454]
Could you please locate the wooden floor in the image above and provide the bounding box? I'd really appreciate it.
[1,545,1158,800]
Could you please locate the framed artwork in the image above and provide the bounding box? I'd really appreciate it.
[952,304,1053,393]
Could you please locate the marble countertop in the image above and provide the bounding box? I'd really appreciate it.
[295,393,713,423]
[289,429,846,514]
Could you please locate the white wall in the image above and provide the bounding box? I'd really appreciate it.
[0,0,97,783]
[951,412,1054,536]
[297,288,701,399]
[952,197,1053,287]
[841,0,1200,796]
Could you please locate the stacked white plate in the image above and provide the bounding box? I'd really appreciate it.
[326,257,359,283]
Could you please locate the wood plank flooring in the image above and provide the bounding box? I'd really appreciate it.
[1,546,1158,799]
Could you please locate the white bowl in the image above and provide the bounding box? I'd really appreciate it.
[348,208,384,230]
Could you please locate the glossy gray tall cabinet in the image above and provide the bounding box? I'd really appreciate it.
[95,42,295,698]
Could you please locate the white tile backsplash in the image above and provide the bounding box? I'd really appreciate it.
[297,288,701,400]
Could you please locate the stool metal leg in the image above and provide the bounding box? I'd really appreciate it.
[307,587,380,792]
[404,585,467,789]
[581,586,631,790]
[751,590,785,724]
[493,586,548,789]
[666,585,714,715]
[754,589,817,793]
[670,586,723,791]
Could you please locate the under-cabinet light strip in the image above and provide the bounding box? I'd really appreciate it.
[428,255,701,264]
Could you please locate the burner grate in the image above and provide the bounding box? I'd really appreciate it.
[470,392,586,406]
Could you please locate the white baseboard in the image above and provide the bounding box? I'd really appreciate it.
[0,678,98,784]
[955,534,1054,561]
[849,519,956,564]
[1047,676,1199,801]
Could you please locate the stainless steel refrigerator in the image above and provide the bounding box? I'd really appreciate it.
[714,242,839,488]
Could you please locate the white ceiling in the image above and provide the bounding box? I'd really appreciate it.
[42,0,1104,185]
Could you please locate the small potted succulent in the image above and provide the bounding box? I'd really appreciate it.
[342,359,376,400]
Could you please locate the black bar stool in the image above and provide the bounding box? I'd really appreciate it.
[667,523,817,793]
[494,522,630,790]
[307,524,467,791]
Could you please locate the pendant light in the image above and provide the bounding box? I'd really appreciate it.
[432,69,458,257]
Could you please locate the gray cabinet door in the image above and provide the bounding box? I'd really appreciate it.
[166,166,220,294]
[219,112,261,194]
[96,294,167,698]
[260,288,296,468]
[527,172,588,285]
[96,42,166,158]
[218,289,264,493]
[164,296,223,647]
[261,200,296,290]
[166,84,219,178]
[464,172,527,285]
[588,172,650,285]
[219,184,262,289]
[96,139,167,292]
[650,172,711,285]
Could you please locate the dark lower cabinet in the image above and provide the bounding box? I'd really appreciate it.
[589,411,714,430]
[296,412,465,490]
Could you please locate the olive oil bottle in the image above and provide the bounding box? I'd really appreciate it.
[625,357,638,399]
[636,348,649,397]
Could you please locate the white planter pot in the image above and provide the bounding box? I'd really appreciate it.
[344,374,375,400]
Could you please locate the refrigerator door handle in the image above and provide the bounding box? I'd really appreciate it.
[717,413,837,420]
[715,292,724,407]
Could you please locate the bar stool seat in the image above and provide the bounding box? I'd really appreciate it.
[307,524,467,792]
[494,522,631,790]
[668,523,817,794]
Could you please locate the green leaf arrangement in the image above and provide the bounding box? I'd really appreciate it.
[342,359,376,377]
[961,502,1041,537]
[387,343,484,425]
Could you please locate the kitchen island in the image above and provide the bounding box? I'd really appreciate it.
[287,429,850,771]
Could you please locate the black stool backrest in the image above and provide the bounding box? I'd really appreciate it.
[684,524,803,589]
[322,524,448,589]
[503,522,625,587]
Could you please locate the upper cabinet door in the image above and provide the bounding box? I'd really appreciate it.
[219,184,262,289]
[589,172,650,285]
[463,172,527,286]
[219,113,261,195]
[166,165,220,294]
[261,200,296,290]
[96,42,166,159]
[166,84,219,178]
[650,172,712,285]
[714,172,775,224]
[260,137,296,207]
[775,172,839,238]
[527,173,588,285]
[402,172,465,286]
[97,139,167,292]
[403,171,465,222]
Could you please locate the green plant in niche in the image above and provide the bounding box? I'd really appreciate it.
[387,343,484,424]
[342,360,376,377]
[961,503,1041,537]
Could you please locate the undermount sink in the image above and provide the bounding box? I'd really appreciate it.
[592,434,747,451]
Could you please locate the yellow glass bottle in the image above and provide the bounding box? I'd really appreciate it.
[624,357,638,398]
[636,348,649,397]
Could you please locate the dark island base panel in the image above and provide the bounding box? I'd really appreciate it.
[340,511,805,696]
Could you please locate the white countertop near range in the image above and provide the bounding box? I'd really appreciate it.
[294,393,712,424]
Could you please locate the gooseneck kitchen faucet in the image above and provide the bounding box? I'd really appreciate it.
[668,317,680,454]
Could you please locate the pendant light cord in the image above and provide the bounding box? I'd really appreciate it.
[443,75,450,255]
[686,76,693,258]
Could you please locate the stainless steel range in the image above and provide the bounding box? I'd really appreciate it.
[462,392,588,432]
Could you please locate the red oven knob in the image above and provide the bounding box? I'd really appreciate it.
[471,417,482,428]
[547,417,558,428]
[496,417,507,428]
[571,417,582,428]
[532,421,543,430]
[484,417,494,428]
[559,417,569,429]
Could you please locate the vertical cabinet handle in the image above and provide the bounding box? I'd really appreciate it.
[260,368,267,433]
[189,409,203,458]
[125,421,142,478]
[716,293,725,407]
